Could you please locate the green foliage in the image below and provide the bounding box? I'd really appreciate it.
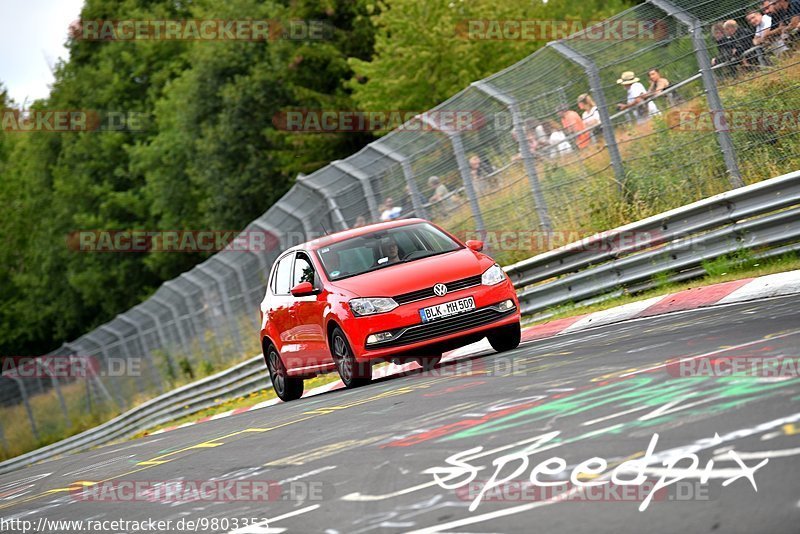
[702,248,759,278]
[348,0,634,112]
[178,357,195,380]
[0,0,375,355]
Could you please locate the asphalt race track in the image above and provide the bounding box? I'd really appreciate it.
[2,295,799,533]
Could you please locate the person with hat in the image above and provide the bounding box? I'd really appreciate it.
[616,71,659,123]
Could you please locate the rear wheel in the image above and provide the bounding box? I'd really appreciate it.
[331,327,372,388]
[487,322,521,353]
[265,344,304,401]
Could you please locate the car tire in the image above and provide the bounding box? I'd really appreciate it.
[265,344,304,402]
[487,322,521,352]
[331,327,372,388]
[417,354,442,371]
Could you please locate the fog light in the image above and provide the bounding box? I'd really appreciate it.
[367,331,395,345]
[498,299,515,311]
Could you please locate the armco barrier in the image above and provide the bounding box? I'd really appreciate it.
[506,170,800,315]
[0,355,267,475]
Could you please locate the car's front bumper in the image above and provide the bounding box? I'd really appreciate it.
[346,279,520,362]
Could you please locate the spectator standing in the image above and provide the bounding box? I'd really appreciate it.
[578,94,600,129]
[557,105,590,149]
[541,121,573,158]
[428,176,457,214]
[646,69,670,98]
[379,197,402,221]
[712,20,752,71]
[616,71,659,123]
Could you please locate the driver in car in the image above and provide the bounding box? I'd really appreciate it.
[379,237,401,264]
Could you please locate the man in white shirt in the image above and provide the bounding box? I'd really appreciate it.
[747,8,787,54]
[616,71,659,123]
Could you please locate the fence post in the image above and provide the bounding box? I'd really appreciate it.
[419,115,486,233]
[196,263,245,356]
[135,303,176,378]
[370,143,429,220]
[331,160,381,222]
[215,254,252,313]
[36,357,71,429]
[9,375,38,443]
[550,41,626,192]
[117,314,163,392]
[181,271,225,357]
[275,199,315,241]
[100,324,145,395]
[153,290,192,356]
[297,176,349,230]
[649,0,744,188]
[82,335,124,410]
[473,80,553,231]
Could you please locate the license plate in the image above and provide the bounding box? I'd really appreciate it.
[419,296,475,322]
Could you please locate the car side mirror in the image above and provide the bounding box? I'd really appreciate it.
[466,240,484,252]
[290,281,317,297]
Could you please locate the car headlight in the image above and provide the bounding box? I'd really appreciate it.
[349,297,398,316]
[481,264,505,285]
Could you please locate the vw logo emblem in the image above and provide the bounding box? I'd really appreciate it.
[433,283,448,297]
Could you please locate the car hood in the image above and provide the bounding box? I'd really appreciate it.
[329,248,494,298]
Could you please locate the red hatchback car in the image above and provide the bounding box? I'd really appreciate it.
[259,219,521,401]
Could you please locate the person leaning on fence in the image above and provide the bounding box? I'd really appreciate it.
[616,71,659,123]
[557,104,590,149]
[469,154,497,192]
[427,176,457,215]
[747,8,786,61]
[712,20,753,75]
[379,197,402,221]
[540,121,572,158]
[577,93,601,142]
[762,0,800,48]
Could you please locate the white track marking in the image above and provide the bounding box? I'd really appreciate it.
[561,296,666,334]
[227,504,320,534]
[717,271,800,304]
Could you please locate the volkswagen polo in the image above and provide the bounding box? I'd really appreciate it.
[259,218,521,401]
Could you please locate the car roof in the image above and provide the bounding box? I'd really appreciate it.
[288,218,431,253]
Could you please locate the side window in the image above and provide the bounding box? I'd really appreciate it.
[293,253,315,287]
[272,254,294,295]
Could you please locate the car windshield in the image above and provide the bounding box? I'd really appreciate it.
[316,222,462,281]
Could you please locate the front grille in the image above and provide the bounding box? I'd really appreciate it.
[394,275,482,305]
[375,305,514,348]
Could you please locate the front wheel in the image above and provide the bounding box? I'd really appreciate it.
[266,345,304,402]
[487,322,521,353]
[331,327,372,388]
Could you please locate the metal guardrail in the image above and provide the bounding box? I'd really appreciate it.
[3,170,800,474]
[505,170,800,315]
[0,355,268,475]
